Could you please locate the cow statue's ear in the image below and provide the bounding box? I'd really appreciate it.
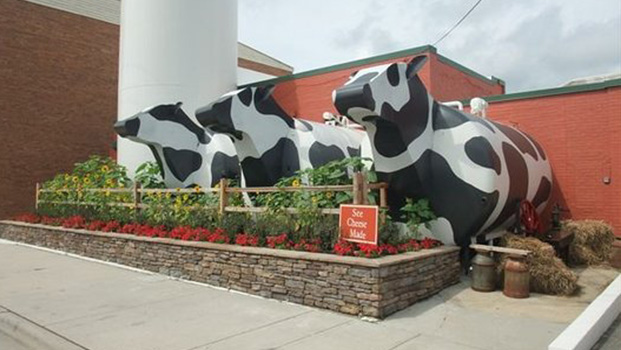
[174,101,183,112]
[255,84,276,102]
[406,55,428,79]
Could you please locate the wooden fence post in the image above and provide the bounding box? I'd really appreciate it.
[133,182,142,216]
[35,183,40,211]
[361,172,369,205]
[218,178,228,216]
[352,172,362,204]
[379,185,388,224]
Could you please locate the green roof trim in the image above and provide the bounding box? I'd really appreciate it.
[240,45,435,88]
[461,78,621,106]
[436,54,504,86]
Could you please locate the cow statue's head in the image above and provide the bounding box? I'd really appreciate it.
[333,56,430,132]
[114,103,226,188]
[196,85,294,142]
[115,103,208,147]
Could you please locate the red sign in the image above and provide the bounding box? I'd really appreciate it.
[339,204,379,245]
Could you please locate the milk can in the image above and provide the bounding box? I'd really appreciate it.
[471,251,496,292]
[503,256,530,298]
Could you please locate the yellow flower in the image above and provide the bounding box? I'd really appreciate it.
[101,165,109,173]
[64,174,70,180]
[165,192,171,199]
[105,178,113,185]
[72,176,79,183]
[194,186,201,193]
[175,188,181,192]
[157,191,162,199]
[312,196,318,204]
[292,179,301,187]
[83,177,91,184]
[105,190,111,197]
[182,194,189,202]
[326,191,333,199]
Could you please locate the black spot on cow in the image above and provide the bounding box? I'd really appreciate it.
[373,118,409,157]
[427,151,499,246]
[378,75,429,146]
[488,143,530,230]
[238,88,252,106]
[333,74,378,115]
[149,104,208,144]
[309,143,346,168]
[387,64,400,86]
[433,103,495,133]
[347,147,361,157]
[524,132,547,161]
[114,117,140,137]
[493,122,538,160]
[148,145,165,180]
[532,177,552,208]
[253,87,296,129]
[162,147,202,182]
[210,152,240,187]
[465,137,502,175]
[197,98,243,140]
[240,138,300,186]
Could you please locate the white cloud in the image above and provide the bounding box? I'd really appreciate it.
[239,0,621,92]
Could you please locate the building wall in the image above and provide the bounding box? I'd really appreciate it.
[482,87,621,234]
[429,55,505,102]
[269,50,503,123]
[0,0,119,219]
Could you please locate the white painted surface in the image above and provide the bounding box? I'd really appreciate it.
[237,67,276,85]
[117,0,237,175]
[549,274,621,350]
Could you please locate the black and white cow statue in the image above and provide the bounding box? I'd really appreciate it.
[333,56,552,247]
[114,103,240,188]
[196,86,369,186]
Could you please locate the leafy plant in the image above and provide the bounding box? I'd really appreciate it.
[135,161,165,189]
[400,198,436,239]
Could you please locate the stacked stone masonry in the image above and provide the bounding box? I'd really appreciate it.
[0,221,460,318]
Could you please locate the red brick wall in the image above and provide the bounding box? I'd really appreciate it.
[429,55,504,102]
[0,0,119,219]
[272,52,502,123]
[482,87,621,234]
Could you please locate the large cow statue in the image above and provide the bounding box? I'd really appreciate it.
[196,86,368,186]
[333,56,552,247]
[114,103,239,188]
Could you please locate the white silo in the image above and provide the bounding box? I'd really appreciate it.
[117,0,238,176]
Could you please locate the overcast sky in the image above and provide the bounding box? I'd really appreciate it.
[238,0,621,93]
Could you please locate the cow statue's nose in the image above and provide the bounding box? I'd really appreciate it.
[114,118,140,137]
[333,84,375,116]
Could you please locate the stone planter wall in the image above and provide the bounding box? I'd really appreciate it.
[0,221,460,318]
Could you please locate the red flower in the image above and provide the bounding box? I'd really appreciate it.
[293,239,321,253]
[421,237,441,249]
[379,243,398,255]
[266,233,290,249]
[333,240,355,256]
[235,233,259,247]
[61,215,86,229]
[87,220,106,231]
[356,243,382,258]
[13,213,40,223]
[101,221,120,232]
[207,228,229,244]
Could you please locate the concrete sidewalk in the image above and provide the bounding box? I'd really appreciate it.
[0,240,615,350]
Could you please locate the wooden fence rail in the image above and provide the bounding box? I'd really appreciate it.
[36,172,389,216]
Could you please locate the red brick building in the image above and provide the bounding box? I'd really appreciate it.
[2,1,619,236]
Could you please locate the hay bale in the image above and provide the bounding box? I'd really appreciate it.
[563,220,615,265]
[499,234,578,295]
